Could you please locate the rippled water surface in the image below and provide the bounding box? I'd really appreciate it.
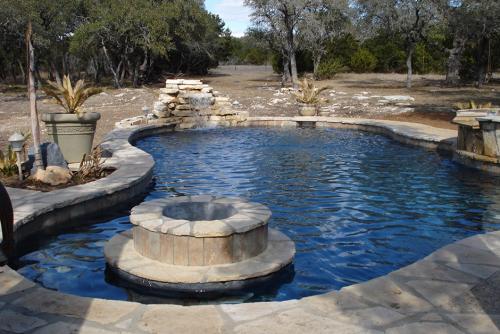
[16,127,500,302]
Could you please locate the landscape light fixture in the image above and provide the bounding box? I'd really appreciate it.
[142,106,150,124]
[8,132,25,181]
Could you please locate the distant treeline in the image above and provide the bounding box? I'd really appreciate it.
[238,0,500,88]
[0,0,232,87]
[1,0,499,88]
[227,31,500,80]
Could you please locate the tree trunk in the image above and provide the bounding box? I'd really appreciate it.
[475,37,488,88]
[35,67,43,88]
[289,49,298,88]
[102,45,121,88]
[119,60,126,86]
[406,45,414,89]
[26,21,44,172]
[91,57,102,84]
[281,50,291,87]
[50,61,62,85]
[132,62,139,88]
[10,67,17,84]
[17,60,26,84]
[445,34,466,86]
[313,52,322,79]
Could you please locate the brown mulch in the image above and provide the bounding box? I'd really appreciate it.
[1,168,114,192]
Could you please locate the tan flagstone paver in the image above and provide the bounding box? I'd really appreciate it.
[385,322,465,334]
[0,310,47,333]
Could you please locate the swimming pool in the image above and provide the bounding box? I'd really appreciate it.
[15,127,500,303]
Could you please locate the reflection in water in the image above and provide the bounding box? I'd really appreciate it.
[15,128,500,303]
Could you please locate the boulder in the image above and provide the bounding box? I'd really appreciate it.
[153,101,170,118]
[33,166,72,186]
[28,142,68,174]
[159,94,176,103]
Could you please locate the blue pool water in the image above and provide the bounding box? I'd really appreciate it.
[15,127,500,303]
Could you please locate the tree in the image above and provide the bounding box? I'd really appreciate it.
[299,0,349,77]
[0,0,45,170]
[246,0,316,87]
[356,0,443,88]
[71,0,172,88]
[0,0,231,86]
[443,0,500,86]
[26,20,44,172]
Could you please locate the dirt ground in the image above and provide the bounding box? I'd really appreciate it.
[1,65,499,149]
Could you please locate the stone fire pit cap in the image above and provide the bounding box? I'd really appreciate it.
[130,195,271,237]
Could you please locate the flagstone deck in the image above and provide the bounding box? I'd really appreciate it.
[2,117,500,333]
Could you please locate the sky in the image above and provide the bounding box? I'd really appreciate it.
[205,0,252,37]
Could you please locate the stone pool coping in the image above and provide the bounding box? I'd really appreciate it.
[130,195,272,237]
[2,116,500,333]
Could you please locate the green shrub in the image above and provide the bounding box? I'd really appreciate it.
[350,48,377,73]
[315,58,343,80]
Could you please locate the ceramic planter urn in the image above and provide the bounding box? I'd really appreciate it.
[41,112,101,163]
[299,105,317,116]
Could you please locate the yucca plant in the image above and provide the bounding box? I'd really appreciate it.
[454,100,495,110]
[0,146,18,177]
[43,75,102,115]
[293,78,330,105]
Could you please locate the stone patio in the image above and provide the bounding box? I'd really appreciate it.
[2,117,500,333]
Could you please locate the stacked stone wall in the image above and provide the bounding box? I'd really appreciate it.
[117,79,247,129]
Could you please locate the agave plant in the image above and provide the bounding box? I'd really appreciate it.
[0,146,18,177]
[293,78,330,105]
[43,75,102,115]
[453,100,495,110]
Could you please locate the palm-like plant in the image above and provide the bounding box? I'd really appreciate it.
[453,100,494,110]
[0,146,18,177]
[293,78,330,105]
[43,75,102,115]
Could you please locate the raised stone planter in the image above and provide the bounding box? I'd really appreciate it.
[452,109,500,155]
[477,116,500,158]
[105,195,295,295]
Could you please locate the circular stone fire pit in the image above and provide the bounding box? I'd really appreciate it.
[104,195,295,295]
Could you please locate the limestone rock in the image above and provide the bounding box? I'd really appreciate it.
[28,142,68,174]
[215,96,230,102]
[153,101,170,118]
[382,95,415,102]
[166,79,183,84]
[182,79,203,85]
[33,166,73,186]
[159,94,176,103]
[179,84,204,90]
[175,105,191,111]
[160,88,179,95]
[153,101,166,111]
